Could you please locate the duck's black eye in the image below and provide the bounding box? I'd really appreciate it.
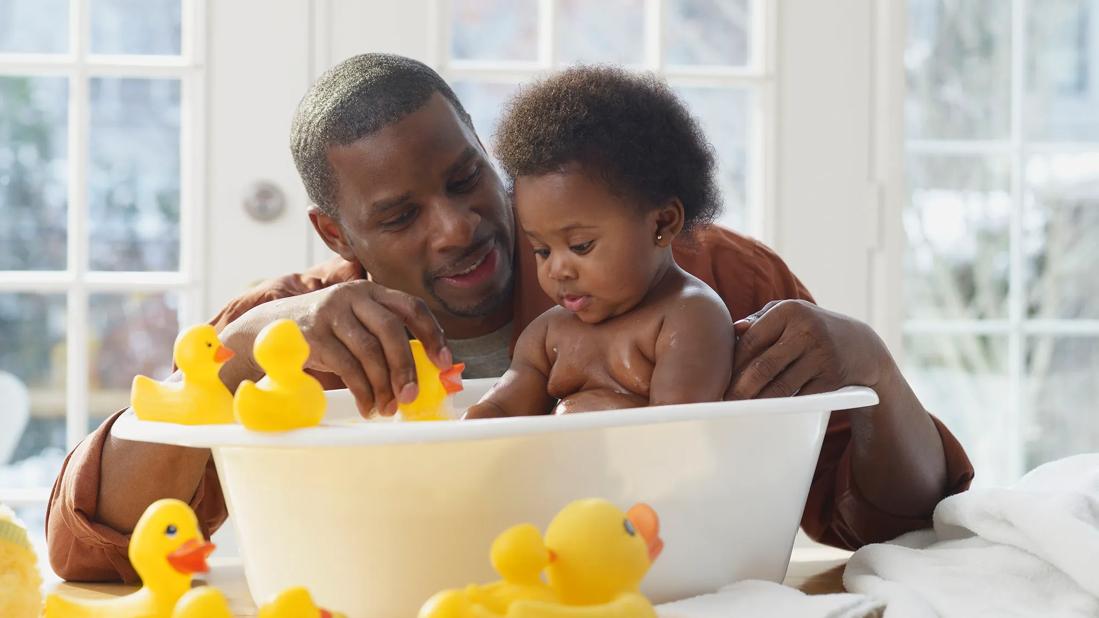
[165,524,178,537]
[206,342,213,348]
[623,519,636,536]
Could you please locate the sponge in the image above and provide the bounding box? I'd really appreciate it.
[0,504,43,618]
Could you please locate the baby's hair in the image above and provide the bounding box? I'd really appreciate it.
[494,65,721,231]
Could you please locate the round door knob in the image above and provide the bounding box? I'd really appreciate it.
[243,180,286,222]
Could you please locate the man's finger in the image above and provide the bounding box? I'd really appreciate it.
[728,333,808,400]
[733,304,788,376]
[333,320,396,415]
[348,299,420,406]
[370,287,450,369]
[733,300,780,337]
[320,340,375,417]
[756,356,820,399]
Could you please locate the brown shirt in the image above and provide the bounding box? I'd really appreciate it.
[45,225,974,582]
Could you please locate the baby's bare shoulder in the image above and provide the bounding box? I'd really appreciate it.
[659,272,732,324]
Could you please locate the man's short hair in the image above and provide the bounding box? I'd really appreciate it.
[290,53,473,217]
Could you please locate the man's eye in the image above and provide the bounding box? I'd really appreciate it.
[570,241,593,255]
[450,166,482,193]
[382,208,417,229]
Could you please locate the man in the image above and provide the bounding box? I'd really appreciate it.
[47,54,973,582]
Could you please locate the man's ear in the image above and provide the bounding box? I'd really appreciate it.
[308,207,356,261]
[653,198,686,247]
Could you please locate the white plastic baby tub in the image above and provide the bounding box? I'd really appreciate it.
[113,380,877,618]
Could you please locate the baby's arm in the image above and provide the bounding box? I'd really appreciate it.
[649,291,734,405]
[464,314,555,419]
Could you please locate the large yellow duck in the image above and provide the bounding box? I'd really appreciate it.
[172,585,347,618]
[45,499,216,618]
[419,499,663,618]
[131,324,236,424]
[399,339,465,421]
[234,319,327,431]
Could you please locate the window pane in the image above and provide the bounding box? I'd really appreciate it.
[665,0,751,67]
[452,80,522,154]
[0,0,69,54]
[674,86,750,232]
[1024,153,1099,320]
[906,0,1012,140]
[450,0,538,62]
[0,294,66,490]
[89,78,181,272]
[1025,336,1099,469]
[0,76,68,271]
[556,0,645,66]
[904,155,1011,320]
[89,292,179,429]
[90,0,181,56]
[904,332,1010,487]
[1027,0,1099,141]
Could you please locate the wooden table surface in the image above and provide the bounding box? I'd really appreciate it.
[50,546,851,616]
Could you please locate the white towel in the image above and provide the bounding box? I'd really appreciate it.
[844,454,1099,617]
[657,580,885,618]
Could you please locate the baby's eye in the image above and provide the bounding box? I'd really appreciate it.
[569,241,593,255]
[533,248,550,259]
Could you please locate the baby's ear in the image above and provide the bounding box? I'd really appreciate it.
[653,198,685,246]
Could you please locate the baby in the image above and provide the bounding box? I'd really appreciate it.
[465,66,734,418]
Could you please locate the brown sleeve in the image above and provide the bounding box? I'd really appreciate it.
[687,226,975,548]
[45,411,226,583]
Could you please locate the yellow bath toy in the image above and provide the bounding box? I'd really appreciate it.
[45,498,216,618]
[399,339,465,421]
[131,324,236,425]
[0,504,42,618]
[172,585,346,618]
[234,319,326,431]
[171,587,233,617]
[419,499,662,618]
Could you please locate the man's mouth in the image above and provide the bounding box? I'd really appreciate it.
[560,294,592,313]
[437,243,499,289]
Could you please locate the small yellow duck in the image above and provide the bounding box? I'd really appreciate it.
[234,319,327,431]
[45,499,216,618]
[131,324,236,425]
[0,504,42,618]
[419,499,662,618]
[398,339,465,421]
[172,585,346,618]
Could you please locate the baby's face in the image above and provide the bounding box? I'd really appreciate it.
[515,166,664,324]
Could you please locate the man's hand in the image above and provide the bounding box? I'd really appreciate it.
[726,300,889,400]
[222,280,451,417]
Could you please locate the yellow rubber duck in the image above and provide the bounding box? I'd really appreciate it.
[172,585,346,618]
[234,319,327,431]
[45,499,216,618]
[131,324,236,425]
[398,339,465,421]
[419,499,662,618]
[0,504,43,618]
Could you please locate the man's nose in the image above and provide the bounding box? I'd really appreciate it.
[429,200,481,252]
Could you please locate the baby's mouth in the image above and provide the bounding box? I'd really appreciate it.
[561,294,592,313]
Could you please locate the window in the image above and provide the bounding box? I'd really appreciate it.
[0,0,204,542]
[903,0,1099,486]
[437,0,769,236]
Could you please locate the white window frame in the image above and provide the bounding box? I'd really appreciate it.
[901,0,1099,483]
[0,0,206,505]
[427,0,776,243]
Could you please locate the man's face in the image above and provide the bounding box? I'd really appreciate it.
[319,94,515,329]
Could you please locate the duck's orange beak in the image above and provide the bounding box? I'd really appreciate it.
[627,503,664,563]
[213,345,235,363]
[440,362,465,395]
[166,539,216,574]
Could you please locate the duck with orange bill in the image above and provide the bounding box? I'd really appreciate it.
[398,339,465,421]
[419,498,662,618]
[130,324,236,425]
[45,498,216,618]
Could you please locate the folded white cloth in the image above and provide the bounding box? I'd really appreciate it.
[844,454,1099,617]
[657,580,885,618]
